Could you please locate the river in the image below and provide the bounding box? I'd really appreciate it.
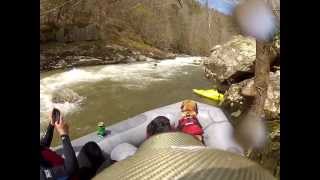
[40,56,219,145]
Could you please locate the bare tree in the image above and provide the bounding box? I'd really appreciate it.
[253,41,272,115]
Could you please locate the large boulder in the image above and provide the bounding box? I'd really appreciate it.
[204,35,256,84]
[222,70,280,120]
[52,88,83,104]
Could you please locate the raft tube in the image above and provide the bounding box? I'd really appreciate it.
[54,101,243,157]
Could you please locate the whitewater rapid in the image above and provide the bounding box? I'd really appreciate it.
[40,56,202,135]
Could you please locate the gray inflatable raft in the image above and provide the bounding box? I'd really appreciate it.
[55,101,244,156]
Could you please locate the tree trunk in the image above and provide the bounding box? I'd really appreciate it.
[235,40,273,150]
[252,41,272,116]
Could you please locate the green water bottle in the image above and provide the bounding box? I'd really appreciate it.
[97,122,106,137]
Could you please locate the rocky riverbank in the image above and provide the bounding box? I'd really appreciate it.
[40,41,176,72]
[204,35,280,179]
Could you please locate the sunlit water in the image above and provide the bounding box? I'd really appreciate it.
[40,56,218,145]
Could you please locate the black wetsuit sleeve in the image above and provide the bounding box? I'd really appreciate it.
[61,135,79,176]
[40,124,54,147]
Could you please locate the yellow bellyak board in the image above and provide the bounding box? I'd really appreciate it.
[193,89,224,102]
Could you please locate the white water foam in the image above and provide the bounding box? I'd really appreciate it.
[98,56,202,89]
[40,69,106,130]
[40,57,202,133]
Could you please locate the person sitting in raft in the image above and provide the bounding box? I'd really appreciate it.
[40,108,112,180]
[40,110,79,180]
[77,141,113,180]
[146,116,173,138]
[177,100,204,143]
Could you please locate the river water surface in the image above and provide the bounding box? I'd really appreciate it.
[40,56,219,145]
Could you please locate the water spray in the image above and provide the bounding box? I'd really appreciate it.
[234,0,277,42]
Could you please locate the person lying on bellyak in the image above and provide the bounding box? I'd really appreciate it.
[177,100,204,143]
[146,106,204,144]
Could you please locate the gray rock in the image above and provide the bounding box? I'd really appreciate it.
[52,88,83,104]
[73,57,103,66]
[55,60,67,68]
[105,44,127,51]
[223,70,280,120]
[241,79,255,97]
[137,55,147,61]
[223,78,250,110]
[116,54,125,62]
[166,53,176,59]
[192,58,203,65]
[264,70,280,119]
[204,35,256,83]
[126,56,136,63]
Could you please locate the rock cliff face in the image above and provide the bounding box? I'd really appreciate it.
[40,0,239,53]
[203,34,280,179]
[40,0,240,71]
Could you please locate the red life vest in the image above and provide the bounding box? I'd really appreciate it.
[41,147,64,167]
[178,115,204,136]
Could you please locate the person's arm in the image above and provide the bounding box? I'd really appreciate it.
[55,119,79,176]
[61,135,79,175]
[40,123,54,147]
